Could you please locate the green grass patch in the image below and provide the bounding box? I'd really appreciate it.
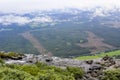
[76,50,120,60]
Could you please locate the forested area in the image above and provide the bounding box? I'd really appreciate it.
[0,26,39,54]
[1,22,120,57]
[32,23,90,57]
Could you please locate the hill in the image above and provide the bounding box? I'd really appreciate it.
[0,8,120,57]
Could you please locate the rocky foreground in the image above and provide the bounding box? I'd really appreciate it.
[2,53,120,80]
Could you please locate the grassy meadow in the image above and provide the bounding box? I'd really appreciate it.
[76,50,120,60]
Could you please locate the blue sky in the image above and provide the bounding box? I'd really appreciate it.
[0,0,120,13]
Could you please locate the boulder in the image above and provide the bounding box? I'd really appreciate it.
[45,58,53,62]
[102,55,109,61]
[10,56,23,60]
[85,60,93,65]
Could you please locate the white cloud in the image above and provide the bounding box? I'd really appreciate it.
[0,15,53,25]
[92,8,108,17]
[0,15,30,25]
[32,16,53,23]
[0,0,120,13]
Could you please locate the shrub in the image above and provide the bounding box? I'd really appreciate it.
[0,52,8,58]
[0,58,5,64]
[37,70,75,80]
[35,62,48,69]
[0,52,24,59]
[5,64,21,70]
[102,69,120,80]
[0,61,84,80]
[0,67,36,80]
[67,66,84,79]
[7,52,24,57]
[19,64,40,76]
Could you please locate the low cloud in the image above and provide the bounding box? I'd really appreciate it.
[32,16,53,23]
[0,15,30,25]
[0,15,53,25]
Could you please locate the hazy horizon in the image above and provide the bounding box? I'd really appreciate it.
[0,0,120,13]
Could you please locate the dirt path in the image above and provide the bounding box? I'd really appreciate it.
[77,31,114,54]
[21,31,52,56]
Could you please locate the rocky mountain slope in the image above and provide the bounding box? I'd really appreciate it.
[1,52,120,80]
